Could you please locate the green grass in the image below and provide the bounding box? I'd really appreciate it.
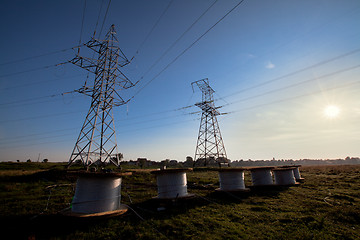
[1,163,359,239]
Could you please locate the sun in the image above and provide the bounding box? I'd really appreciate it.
[323,105,340,119]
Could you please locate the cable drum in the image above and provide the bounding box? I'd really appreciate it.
[218,168,248,191]
[249,167,274,186]
[278,165,304,182]
[293,166,304,181]
[71,176,122,214]
[273,168,297,186]
[152,168,192,199]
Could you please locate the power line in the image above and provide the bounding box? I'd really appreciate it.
[1,78,358,147]
[0,62,68,79]
[215,47,360,101]
[79,0,87,46]
[0,110,83,124]
[0,93,65,106]
[129,0,246,100]
[98,0,112,38]
[134,0,175,56]
[0,117,200,150]
[0,73,86,91]
[225,80,360,114]
[0,112,196,145]
[2,53,358,125]
[0,48,73,67]
[221,64,360,108]
[0,94,82,109]
[3,79,359,149]
[139,0,219,80]
[93,0,104,36]
[0,105,195,142]
[2,47,358,124]
[0,127,78,142]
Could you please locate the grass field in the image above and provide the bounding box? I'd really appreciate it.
[0,162,359,239]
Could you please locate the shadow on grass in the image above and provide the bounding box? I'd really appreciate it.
[0,169,78,183]
[128,184,289,221]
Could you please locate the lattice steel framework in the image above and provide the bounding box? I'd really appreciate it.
[68,25,134,168]
[192,78,227,166]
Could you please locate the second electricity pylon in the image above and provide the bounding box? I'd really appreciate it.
[68,25,134,169]
[192,78,227,166]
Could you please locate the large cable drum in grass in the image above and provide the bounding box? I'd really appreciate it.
[71,172,131,214]
[278,165,304,182]
[249,167,274,186]
[273,168,297,186]
[151,168,192,199]
[218,168,248,191]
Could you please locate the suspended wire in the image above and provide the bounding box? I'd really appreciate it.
[93,0,105,37]
[2,79,358,149]
[79,0,87,46]
[0,48,73,67]
[0,93,64,106]
[215,47,360,102]
[0,117,200,150]
[220,64,360,109]
[129,0,246,100]
[0,132,76,146]
[0,105,195,142]
[139,0,219,80]
[0,94,83,109]
[0,127,78,142]
[0,110,191,143]
[0,110,82,124]
[133,0,175,56]
[0,138,73,150]
[224,80,360,114]
[2,77,358,146]
[1,50,358,124]
[0,74,86,91]
[0,62,68,79]
[98,0,112,38]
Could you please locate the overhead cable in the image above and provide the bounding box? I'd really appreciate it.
[0,110,82,124]
[0,62,69,79]
[133,0,175,56]
[0,48,73,67]
[129,0,246,100]
[217,47,360,101]
[224,81,360,114]
[221,64,360,108]
[79,0,87,46]
[139,0,219,79]
[98,0,112,38]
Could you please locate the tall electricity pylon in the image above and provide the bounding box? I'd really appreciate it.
[192,78,227,166]
[68,24,134,168]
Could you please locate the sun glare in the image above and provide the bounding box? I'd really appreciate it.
[323,105,340,119]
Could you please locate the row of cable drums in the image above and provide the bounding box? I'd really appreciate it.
[220,166,303,191]
[70,166,303,214]
[152,166,303,199]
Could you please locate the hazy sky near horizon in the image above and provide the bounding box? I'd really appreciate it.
[0,0,359,162]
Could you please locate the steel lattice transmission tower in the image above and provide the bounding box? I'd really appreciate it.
[192,78,227,166]
[68,24,134,168]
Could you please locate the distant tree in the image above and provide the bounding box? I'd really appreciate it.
[42,159,49,163]
[26,159,31,163]
[184,156,194,167]
[16,160,20,163]
[137,158,148,169]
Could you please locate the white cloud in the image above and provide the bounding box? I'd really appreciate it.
[265,61,275,69]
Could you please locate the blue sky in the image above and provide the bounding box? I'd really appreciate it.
[0,0,359,162]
